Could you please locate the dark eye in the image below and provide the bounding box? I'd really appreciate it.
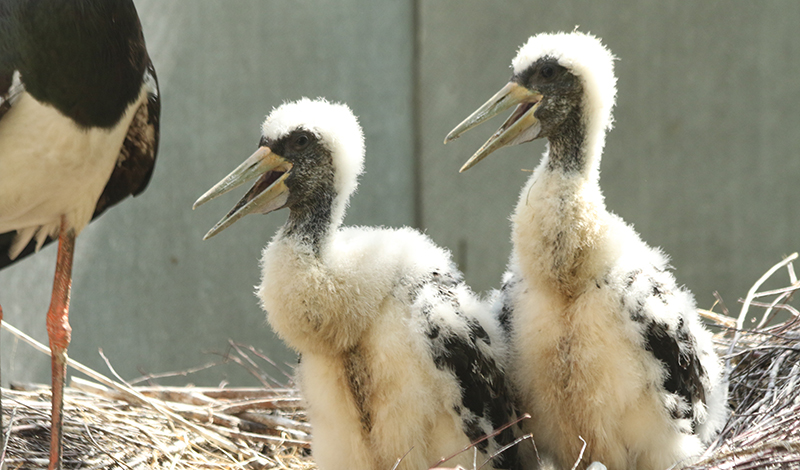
[295,133,310,148]
[541,64,555,79]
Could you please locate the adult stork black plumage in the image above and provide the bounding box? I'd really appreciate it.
[195,98,520,470]
[0,1,160,468]
[445,32,727,470]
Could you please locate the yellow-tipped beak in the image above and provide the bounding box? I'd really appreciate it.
[444,82,543,172]
[194,146,293,240]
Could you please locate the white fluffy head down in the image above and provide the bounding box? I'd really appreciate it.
[512,31,617,136]
[261,98,365,207]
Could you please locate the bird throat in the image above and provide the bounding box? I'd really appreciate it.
[282,193,336,256]
[545,105,587,175]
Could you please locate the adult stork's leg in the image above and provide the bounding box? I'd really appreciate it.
[46,217,75,470]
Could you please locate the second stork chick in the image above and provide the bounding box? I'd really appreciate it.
[445,32,728,470]
[195,98,520,470]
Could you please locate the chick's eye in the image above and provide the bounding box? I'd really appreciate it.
[541,64,555,79]
[295,133,310,148]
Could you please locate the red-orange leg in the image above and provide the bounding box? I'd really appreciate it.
[46,217,75,470]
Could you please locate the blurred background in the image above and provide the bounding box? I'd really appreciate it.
[1,1,798,387]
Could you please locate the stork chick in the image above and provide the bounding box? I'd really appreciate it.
[195,98,520,470]
[445,32,727,470]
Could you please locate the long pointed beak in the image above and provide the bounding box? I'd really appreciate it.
[444,82,543,172]
[194,146,293,240]
[194,147,273,209]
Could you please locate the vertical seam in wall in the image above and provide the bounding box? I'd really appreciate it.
[410,0,423,230]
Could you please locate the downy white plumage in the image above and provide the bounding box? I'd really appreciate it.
[195,98,521,470]
[446,32,728,470]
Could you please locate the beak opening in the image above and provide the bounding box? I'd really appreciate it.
[444,82,543,172]
[194,146,293,240]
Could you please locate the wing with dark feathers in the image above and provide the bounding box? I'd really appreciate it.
[0,71,14,120]
[623,269,708,426]
[93,60,160,218]
[421,272,521,470]
[644,318,707,417]
[0,61,160,270]
[0,0,27,123]
[0,8,19,123]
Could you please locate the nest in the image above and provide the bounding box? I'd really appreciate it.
[688,253,800,470]
[2,254,799,470]
[0,333,314,469]
[2,383,312,469]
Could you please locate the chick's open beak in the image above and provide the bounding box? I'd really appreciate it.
[444,82,543,172]
[193,146,292,240]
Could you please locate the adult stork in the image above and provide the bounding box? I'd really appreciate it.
[0,1,160,468]
[195,98,520,470]
[445,32,727,470]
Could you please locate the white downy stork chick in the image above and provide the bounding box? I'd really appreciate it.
[445,32,727,470]
[195,98,521,470]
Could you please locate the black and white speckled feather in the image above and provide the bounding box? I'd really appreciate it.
[415,269,519,468]
[447,32,728,470]
[198,98,521,470]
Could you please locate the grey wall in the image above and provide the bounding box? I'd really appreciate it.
[1,1,798,387]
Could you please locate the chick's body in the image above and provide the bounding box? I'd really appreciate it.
[447,32,728,470]
[198,98,520,470]
[263,226,506,470]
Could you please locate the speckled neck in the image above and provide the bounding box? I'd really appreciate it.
[545,104,591,176]
[280,190,339,257]
[280,201,338,257]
